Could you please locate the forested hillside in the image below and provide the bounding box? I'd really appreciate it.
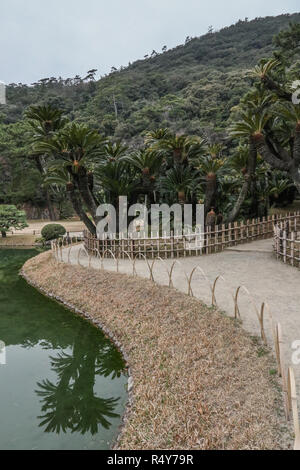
[2,13,300,137]
[0,12,299,220]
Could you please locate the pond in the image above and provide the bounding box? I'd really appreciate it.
[0,249,128,450]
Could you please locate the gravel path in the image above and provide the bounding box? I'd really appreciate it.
[61,239,300,391]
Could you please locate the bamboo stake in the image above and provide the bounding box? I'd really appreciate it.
[288,367,300,450]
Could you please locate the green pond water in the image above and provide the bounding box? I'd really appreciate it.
[0,249,128,450]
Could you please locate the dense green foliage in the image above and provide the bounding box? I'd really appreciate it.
[2,13,299,137]
[0,13,299,228]
[41,223,66,241]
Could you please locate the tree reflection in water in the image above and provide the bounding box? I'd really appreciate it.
[35,328,126,435]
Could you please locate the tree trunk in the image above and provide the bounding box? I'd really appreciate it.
[227,177,251,223]
[35,155,57,221]
[204,176,217,216]
[253,130,300,197]
[75,171,100,223]
[262,75,292,101]
[68,187,97,236]
[1,231,6,238]
[253,134,287,171]
[294,123,300,165]
[45,188,57,221]
[228,138,257,222]
[248,146,258,218]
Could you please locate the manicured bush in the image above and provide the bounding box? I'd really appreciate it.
[0,205,28,237]
[41,224,66,241]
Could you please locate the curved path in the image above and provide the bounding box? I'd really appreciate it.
[61,239,300,390]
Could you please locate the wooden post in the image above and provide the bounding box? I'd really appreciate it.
[164,231,167,259]
[288,368,300,450]
[170,231,174,259]
[240,221,245,244]
[228,222,232,247]
[206,227,210,254]
[283,230,287,264]
[215,225,218,253]
[221,224,225,251]
[234,222,238,245]
[291,231,295,267]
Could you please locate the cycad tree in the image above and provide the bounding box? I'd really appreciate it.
[232,36,300,198]
[95,160,139,206]
[36,123,106,235]
[25,104,68,220]
[160,166,196,205]
[189,140,225,216]
[149,131,202,166]
[123,149,162,200]
[25,105,68,138]
[228,103,272,221]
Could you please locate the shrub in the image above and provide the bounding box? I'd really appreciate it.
[0,205,28,237]
[41,224,66,241]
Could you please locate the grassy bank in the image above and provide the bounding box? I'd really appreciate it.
[22,251,289,450]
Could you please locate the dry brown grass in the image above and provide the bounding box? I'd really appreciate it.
[0,218,85,246]
[18,218,85,235]
[22,251,290,450]
[0,233,37,246]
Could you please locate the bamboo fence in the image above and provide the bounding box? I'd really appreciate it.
[84,212,300,259]
[274,222,300,268]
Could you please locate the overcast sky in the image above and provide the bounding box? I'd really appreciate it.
[0,0,299,84]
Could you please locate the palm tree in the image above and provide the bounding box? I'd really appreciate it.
[249,58,291,100]
[95,160,139,206]
[44,168,94,230]
[229,109,270,140]
[228,144,249,176]
[269,177,293,202]
[36,123,106,235]
[227,109,272,221]
[249,59,280,81]
[239,49,300,194]
[160,166,196,205]
[94,159,140,233]
[101,141,128,163]
[25,104,68,220]
[123,149,162,197]
[158,134,198,165]
[192,155,226,215]
[146,130,203,167]
[144,128,172,147]
[25,104,68,138]
[274,103,300,142]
